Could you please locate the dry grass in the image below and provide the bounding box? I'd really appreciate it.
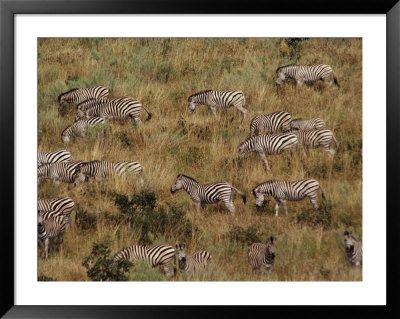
[38,38,362,281]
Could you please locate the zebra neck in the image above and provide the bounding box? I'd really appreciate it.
[183,179,198,196]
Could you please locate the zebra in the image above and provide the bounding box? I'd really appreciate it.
[38,212,67,259]
[57,86,109,110]
[248,111,292,137]
[61,117,107,143]
[75,160,144,184]
[238,133,298,171]
[275,64,340,87]
[37,161,87,186]
[175,243,212,276]
[252,178,326,216]
[75,98,109,120]
[344,231,362,266]
[114,244,176,277]
[38,197,75,229]
[288,128,338,157]
[83,96,152,124]
[187,90,247,118]
[170,174,246,215]
[38,150,72,166]
[248,236,277,273]
[290,118,325,131]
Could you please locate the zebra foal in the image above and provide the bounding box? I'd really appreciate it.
[289,128,338,157]
[61,117,107,143]
[38,197,75,229]
[248,111,292,137]
[187,90,247,118]
[170,174,246,215]
[276,64,340,87]
[248,236,277,273]
[38,150,72,166]
[38,212,67,259]
[114,244,176,277]
[238,133,298,171]
[175,244,212,278]
[252,179,326,216]
[344,231,362,266]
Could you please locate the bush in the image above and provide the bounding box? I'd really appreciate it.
[296,201,332,230]
[76,209,97,232]
[225,225,261,246]
[82,238,133,281]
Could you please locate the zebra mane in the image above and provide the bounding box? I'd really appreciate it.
[276,64,298,73]
[188,90,213,101]
[178,174,198,183]
[58,88,78,101]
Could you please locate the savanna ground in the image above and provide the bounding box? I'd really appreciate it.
[38,38,362,281]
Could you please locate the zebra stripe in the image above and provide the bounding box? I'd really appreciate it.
[61,117,106,143]
[75,98,109,120]
[38,212,67,259]
[175,243,212,274]
[290,118,325,131]
[344,231,362,266]
[289,128,338,157]
[37,161,87,186]
[248,236,276,272]
[249,111,292,137]
[276,64,340,87]
[187,90,247,117]
[170,174,246,215]
[38,197,75,228]
[83,96,152,124]
[58,86,109,108]
[238,133,298,171]
[114,244,176,277]
[38,150,72,166]
[252,178,326,216]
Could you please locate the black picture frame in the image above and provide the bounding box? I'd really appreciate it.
[1,0,399,318]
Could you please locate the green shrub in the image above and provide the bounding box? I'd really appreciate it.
[225,225,261,246]
[296,201,332,230]
[76,209,97,232]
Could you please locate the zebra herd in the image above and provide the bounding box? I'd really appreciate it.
[38,63,362,278]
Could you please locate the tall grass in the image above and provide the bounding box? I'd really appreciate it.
[38,38,362,281]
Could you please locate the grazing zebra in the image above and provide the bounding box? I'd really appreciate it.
[38,150,72,166]
[290,118,325,131]
[252,178,326,216]
[61,117,106,143]
[170,174,246,215]
[175,243,212,276]
[76,160,144,183]
[238,133,298,171]
[57,86,109,109]
[75,98,109,120]
[248,111,292,137]
[83,96,152,124]
[37,161,87,186]
[275,64,340,87]
[38,212,67,259]
[114,244,176,277]
[187,90,247,118]
[344,231,362,266]
[38,197,75,228]
[289,128,338,157]
[248,236,277,273]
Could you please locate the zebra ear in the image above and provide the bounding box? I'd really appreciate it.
[183,243,186,249]
[270,236,274,243]
[175,244,179,249]
[344,231,349,236]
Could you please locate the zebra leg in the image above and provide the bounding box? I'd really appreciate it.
[274,200,281,217]
[223,199,235,216]
[309,196,318,209]
[281,200,288,215]
[133,117,143,125]
[257,152,270,171]
[208,106,217,117]
[324,146,335,158]
[194,202,201,213]
[235,105,248,118]
[45,238,50,259]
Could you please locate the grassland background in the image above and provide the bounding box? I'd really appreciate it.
[38,38,362,281]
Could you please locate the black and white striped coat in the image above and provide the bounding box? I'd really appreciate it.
[175,243,212,274]
[83,96,152,124]
[75,98,109,120]
[170,174,246,215]
[252,179,326,216]
[76,160,144,183]
[276,64,340,87]
[38,150,72,166]
[248,111,292,137]
[38,212,67,259]
[248,236,276,272]
[238,133,298,171]
[58,86,109,109]
[114,244,176,277]
[38,197,75,228]
[288,128,338,157]
[187,90,247,117]
[37,161,87,186]
[344,231,362,266]
[61,117,106,143]
[290,118,325,131]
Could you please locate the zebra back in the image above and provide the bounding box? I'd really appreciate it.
[38,150,72,166]
[114,244,175,268]
[290,118,325,131]
[58,86,109,106]
[249,111,292,136]
[238,133,298,155]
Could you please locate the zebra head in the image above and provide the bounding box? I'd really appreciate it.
[175,243,187,270]
[344,231,357,252]
[187,97,197,114]
[253,183,272,209]
[171,174,184,193]
[275,68,286,86]
[266,236,277,258]
[75,109,85,121]
[61,125,72,143]
[237,138,252,155]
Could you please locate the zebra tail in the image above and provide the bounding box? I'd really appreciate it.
[333,73,340,88]
[333,135,339,150]
[319,185,326,201]
[232,187,247,204]
[142,105,152,121]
